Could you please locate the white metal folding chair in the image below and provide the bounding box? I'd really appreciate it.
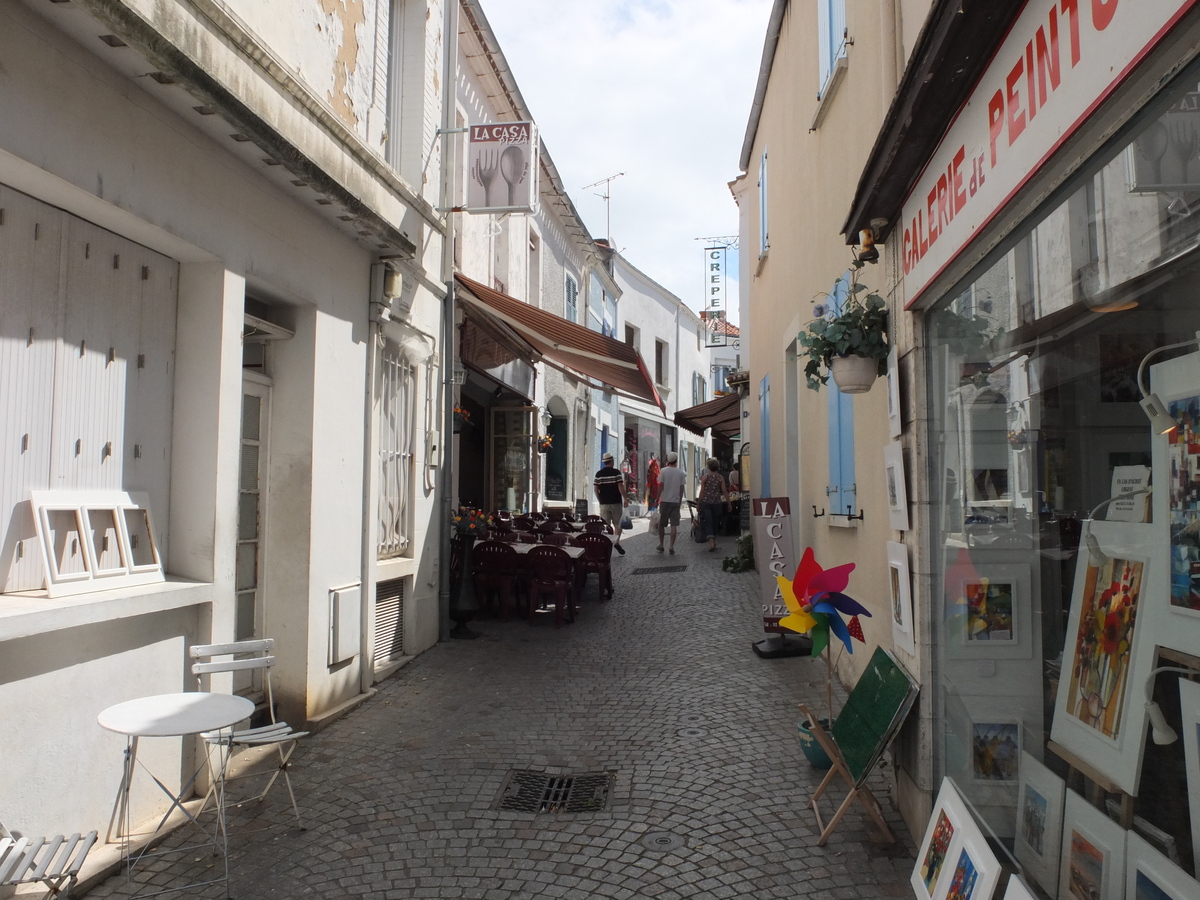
[0,821,97,899]
[189,639,309,829]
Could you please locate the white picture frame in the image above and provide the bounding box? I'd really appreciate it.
[912,778,1003,900]
[884,440,910,531]
[1178,677,1200,874]
[1000,876,1039,900]
[887,541,916,655]
[1150,352,1200,657]
[1050,519,1160,795]
[946,563,1033,660]
[1124,830,1199,900]
[888,345,902,438]
[1057,790,1125,900]
[1015,751,1065,899]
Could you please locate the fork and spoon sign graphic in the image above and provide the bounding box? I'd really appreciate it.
[473,144,526,207]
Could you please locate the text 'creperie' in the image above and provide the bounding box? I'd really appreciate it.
[903,0,1120,277]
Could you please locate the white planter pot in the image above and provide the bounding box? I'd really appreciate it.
[829,354,879,393]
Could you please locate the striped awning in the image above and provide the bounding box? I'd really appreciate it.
[455,273,664,411]
[675,392,741,440]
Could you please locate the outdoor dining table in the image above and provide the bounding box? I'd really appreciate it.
[98,691,254,898]
[474,539,585,559]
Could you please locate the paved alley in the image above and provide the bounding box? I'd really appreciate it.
[82,521,915,899]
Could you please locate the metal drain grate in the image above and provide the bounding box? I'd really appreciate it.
[631,566,688,575]
[495,770,614,813]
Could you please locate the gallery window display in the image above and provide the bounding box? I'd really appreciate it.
[926,63,1200,899]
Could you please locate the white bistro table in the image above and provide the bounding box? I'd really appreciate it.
[99,692,254,897]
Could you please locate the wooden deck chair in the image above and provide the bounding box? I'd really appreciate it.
[0,821,97,899]
[798,646,919,846]
[189,639,309,829]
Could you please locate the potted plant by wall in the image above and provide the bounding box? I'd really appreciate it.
[798,258,889,393]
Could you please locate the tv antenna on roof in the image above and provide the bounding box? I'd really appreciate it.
[582,172,625,243]
[695,235,739,249]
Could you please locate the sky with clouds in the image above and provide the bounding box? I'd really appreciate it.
[477,0,774,321]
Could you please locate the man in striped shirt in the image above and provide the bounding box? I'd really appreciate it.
[593,451,628,555]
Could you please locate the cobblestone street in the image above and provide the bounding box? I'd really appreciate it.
[82,521,915,899]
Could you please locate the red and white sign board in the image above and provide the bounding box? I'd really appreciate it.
[467,122,539,214]
[900,0,1199,307]
[751,497,795,634]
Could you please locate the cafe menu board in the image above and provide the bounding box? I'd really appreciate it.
[751,498,795,634]
[575,498,589,520]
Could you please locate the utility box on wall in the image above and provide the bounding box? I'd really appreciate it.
[329,584,361,666]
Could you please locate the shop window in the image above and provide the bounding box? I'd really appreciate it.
[926,64,1200,883]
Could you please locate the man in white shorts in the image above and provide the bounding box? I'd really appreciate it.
[593,451,628,554]
[656,451,686,554]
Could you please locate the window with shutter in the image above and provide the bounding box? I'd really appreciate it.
[826,272,857,515]
[758,151,769,258]
[565,273,578,323]
[759,374,771,494]
[817,0,848,99]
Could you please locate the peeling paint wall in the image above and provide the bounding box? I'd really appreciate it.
[222,0,379,138]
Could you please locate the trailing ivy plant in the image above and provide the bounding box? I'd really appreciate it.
[798,258,890,391]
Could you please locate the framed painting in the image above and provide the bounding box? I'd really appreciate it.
[912,778,1003,900]
[1057,790,1125,900]
[1150,352,1200,657]
[913,778,972,900]
[888,540,916,655]
[885,441,910,531]
[1179,677,1200,873]
[947,563,1033,660]
[888,345,902,438]
[969,721,1021,783]
[1124,831,1198,900]
[1050,519,1160,795]
[1015,751,1065,899]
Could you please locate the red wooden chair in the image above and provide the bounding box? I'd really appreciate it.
[585,514,613,535]
[525,545,577,627]
[539,531,568,546]
[582,521,606,534]
[512,515,536,532]
[471,540,520,620]
[570,532,614,601]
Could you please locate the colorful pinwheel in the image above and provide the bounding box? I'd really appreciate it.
[776,547,871,656]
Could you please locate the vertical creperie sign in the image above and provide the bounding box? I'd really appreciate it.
[704,246,728,347]
[900,0,1198,307]
[751,498,795,633]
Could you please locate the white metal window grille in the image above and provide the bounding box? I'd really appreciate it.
[817,0,848,98]
[565,274,579,323]
[378,340,416,558]
[375,576,406,665]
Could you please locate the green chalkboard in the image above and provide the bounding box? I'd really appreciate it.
[831,647,919,786]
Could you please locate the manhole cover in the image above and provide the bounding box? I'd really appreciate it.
[631,566,688,575]
[681,714,704,724]
[494,770,613,813]
[677,727,707,738]
[639,831,685,852]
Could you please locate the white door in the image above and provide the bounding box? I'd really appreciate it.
[236,378,270,692]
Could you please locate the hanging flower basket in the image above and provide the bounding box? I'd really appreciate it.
[453,407,471,434]
[537,435,553,454]
[798,258,889,393]
[829,355,880,393]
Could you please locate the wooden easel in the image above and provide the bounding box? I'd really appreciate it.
[797,647,919,846]
[800,703,897,846]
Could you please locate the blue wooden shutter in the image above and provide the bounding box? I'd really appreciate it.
[826,273,856,514]
[759,374,771,495]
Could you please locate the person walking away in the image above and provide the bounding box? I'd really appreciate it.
[656,452,686,554]
[698,458,730,553]
[594,451,628,555]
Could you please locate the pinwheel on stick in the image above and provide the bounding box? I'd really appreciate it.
[776,547,872,722]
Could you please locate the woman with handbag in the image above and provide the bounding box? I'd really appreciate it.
[697,458,730,553]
